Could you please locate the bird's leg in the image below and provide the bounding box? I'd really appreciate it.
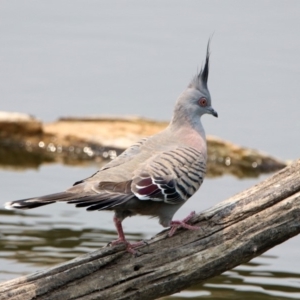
[110,216,145,254]
[168,211,200,237]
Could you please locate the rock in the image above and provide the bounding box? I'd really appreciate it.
[0,111,43,137]
[0,112,287,177]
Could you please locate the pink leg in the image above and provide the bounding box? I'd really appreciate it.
[110,216,145,254]
[168,211,199,237]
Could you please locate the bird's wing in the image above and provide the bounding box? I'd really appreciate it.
[72,137,149,186]
[101,137,149,171]
[67,181,134,211]
[131,146,206,204]
[70,146,205,210]
[8,144,205,212]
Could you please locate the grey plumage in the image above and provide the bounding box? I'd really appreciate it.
[5,42,217,251]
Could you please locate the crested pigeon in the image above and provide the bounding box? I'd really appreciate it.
[5,43,217,253]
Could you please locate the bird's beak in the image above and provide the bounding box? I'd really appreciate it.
[208,107,218,118]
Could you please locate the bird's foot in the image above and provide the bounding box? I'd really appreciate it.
[168,211,199,237]
[110,238,146,255]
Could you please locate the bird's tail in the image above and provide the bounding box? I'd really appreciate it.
[4,192,77,210]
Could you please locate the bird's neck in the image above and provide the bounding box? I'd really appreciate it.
[168,111,207,158]
[169,99,206,136]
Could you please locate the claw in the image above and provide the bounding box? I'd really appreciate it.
[111,216,146,254]
[168,211,199,237]
[110,238,146,254]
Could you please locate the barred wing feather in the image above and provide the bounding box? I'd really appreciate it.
[132,146,206,204]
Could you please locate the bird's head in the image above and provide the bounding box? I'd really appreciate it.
[172,41,218,127]
[188,41,218,118]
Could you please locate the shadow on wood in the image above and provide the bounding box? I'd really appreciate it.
[1,159,300,300]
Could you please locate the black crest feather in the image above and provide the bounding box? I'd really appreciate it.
[199,39,211,85]
[189,39,211,90]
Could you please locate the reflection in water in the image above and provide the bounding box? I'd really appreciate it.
[0,209,143,268]
[1,208,300,299]
[169,267,300,299]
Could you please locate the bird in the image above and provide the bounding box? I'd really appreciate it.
[5,42,217,254]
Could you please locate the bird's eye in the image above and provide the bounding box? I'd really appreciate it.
[198,97,207,107]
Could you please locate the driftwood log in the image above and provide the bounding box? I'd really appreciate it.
[1,159,300,300]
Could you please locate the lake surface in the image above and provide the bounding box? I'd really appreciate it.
[1,1,300,299]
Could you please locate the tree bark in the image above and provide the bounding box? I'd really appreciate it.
[1,159,300,300]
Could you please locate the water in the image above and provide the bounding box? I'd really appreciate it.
[1,1,300,298]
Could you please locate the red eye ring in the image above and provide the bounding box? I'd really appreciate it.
[198,97,207,107]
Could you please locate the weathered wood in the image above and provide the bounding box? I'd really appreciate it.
[1,159,300,300]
